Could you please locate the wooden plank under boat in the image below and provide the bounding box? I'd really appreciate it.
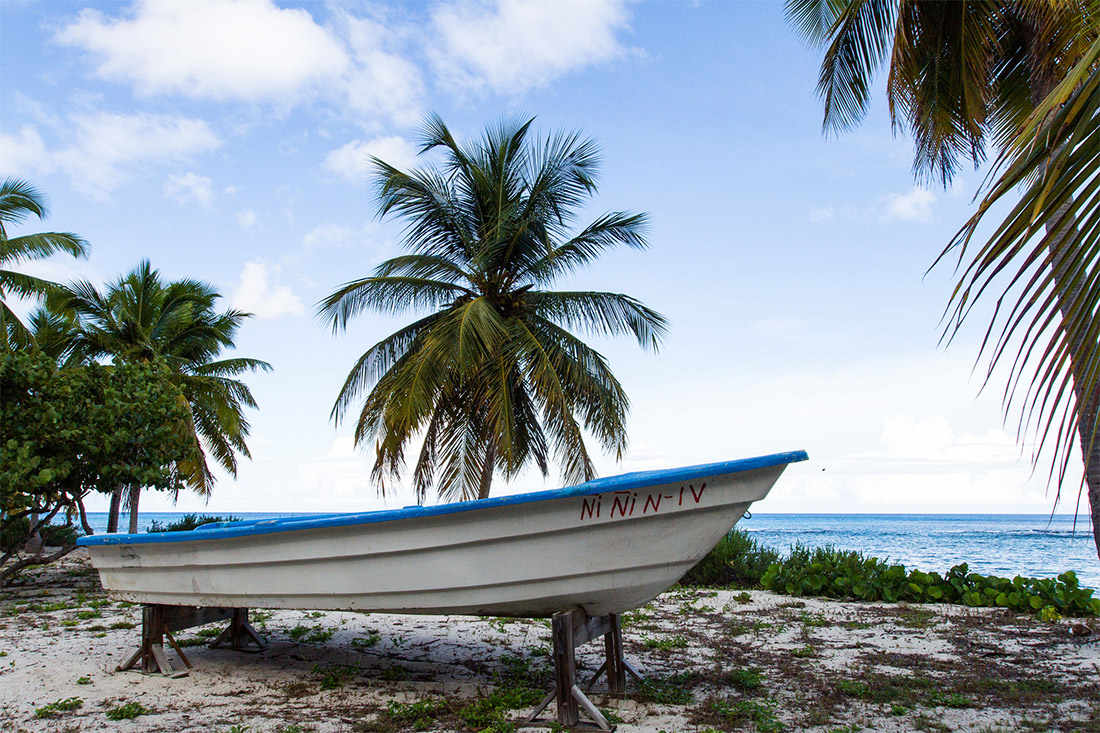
[77,450,807,618]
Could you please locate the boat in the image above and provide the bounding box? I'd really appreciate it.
[77,450,807,618]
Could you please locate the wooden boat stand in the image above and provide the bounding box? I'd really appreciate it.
[121,604,632,729]
[521,610,641,731]
[118,605,267,678]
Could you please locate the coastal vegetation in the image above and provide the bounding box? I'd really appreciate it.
[683,529,1100,620]
[787,0,1100,558]
[1,180,269,581]
[50,260,271,532]
[0,352,193,584]
[318,114,667,502]
[4,552,1097,731]
[146,513,243,533]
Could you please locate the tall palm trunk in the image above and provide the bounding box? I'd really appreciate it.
[477,443,497,500]
[106,484,124,533]
[127,484,142,534]
[1026,49,1100,557]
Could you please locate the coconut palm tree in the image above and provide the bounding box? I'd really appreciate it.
[786,0,1100,553]
[945,38,1100,549]
[318,114,667,503]
[25,306,82,367]
[0,178,88,351]
[54,261,271,531]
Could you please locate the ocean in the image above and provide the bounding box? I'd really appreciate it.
[82,511,1100,589]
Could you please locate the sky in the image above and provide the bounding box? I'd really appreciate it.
[1,0,1085,517]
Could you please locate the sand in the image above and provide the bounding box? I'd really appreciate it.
[2,549,1099,732]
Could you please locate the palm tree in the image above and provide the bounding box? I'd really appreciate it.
[54,261,271,531]
[318,114,667,503]
[0,178,88,351]
[26,306,82,367]
[945,38,1100,550]
[786,0,1100,552]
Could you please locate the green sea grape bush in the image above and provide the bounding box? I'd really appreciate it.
[759,544,1100,618]
[680,529,781,588]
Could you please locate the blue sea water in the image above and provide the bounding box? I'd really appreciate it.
[82,511,1100,589]
[741,513,1099,589]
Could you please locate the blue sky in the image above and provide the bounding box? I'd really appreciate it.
[2,0,1080,515]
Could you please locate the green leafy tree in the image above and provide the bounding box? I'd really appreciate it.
[52,261,271,531]
[786,0,1100,555]
[0,178,88,351]
[319,114,667,502]
[1,352,192,584]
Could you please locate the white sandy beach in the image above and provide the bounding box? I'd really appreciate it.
[2,550,1098,732]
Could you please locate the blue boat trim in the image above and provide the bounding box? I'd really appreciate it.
[77,450,808,547]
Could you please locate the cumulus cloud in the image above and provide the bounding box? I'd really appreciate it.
[164,172,214,207]
[237,210,257,230]
[338,13,425,126]
[883,187,935,222]
[431,0,635,94]
[324,135,419,183]
[55,0,348,103]
[9,113,220,198]
[870,414,1020,467]
[54,0,425,126]
[303,221,388,252]
[229,260,304,318]
[809,206,834,223]
[0,126,49,176]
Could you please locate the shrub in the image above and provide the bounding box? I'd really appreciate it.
[147,514,242,532]
[759,544,1100,618]
[1,517,80,553]
[681,529,780,588]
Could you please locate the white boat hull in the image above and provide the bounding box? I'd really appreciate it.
[79,452,805,617]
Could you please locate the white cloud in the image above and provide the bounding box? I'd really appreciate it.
[33,113,220,198]
[883,187,935,222]
[229,260,304,318]
[237,210,257,230]
[164,172,214,207]
[324,135,419,184]
[327,436,358,459]
[338,13,425,126]
[54,1,424,127]
[0,126,49,175]
[809,206,834,223]
[303,221,387,252]
[431,0,635,94]
[55,0,348,103]
[865,414,1020,467]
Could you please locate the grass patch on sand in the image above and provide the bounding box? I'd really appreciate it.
[105,701,152,720]
[35,697,83,718]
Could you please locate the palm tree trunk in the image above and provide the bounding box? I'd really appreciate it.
[106,484,124,533]
[127,485,142,534]
[477,442,496,500]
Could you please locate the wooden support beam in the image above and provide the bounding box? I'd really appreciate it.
[119,605,267,677]
[211,608,267,653]
[553,610,581,727]
[522,609,640,731]
[603,614,626,694]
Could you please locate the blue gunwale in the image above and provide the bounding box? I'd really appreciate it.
[77,450,808,547]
